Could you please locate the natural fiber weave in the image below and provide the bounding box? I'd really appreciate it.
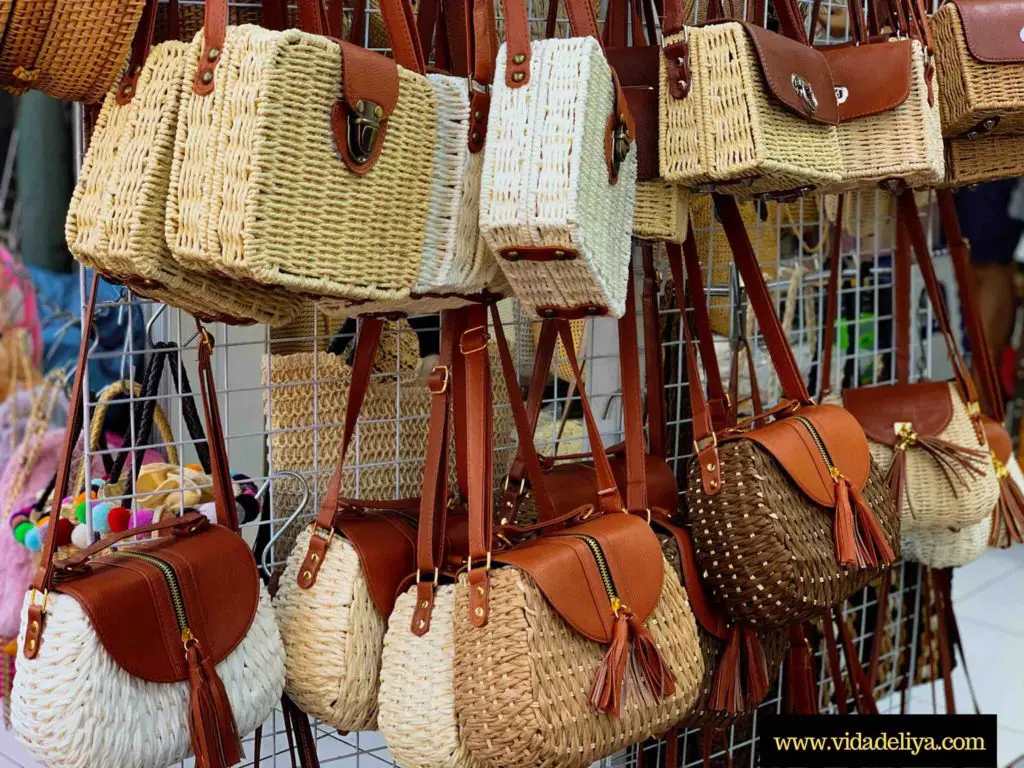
[379,585,484,768]
[12,587,285,768]
[480,38,637,318]
[633,182,690,243]
[168,26,435,302]
[826,40,944,192]
[274,528,384,732]
[659,24,843,196]
[939,134,1024,187]
[685,449,899,628]
[66,41,304,327]
[0,0,144,103]
[901,516,989,569]
[931,3,1024,138]
[452,559,704,768]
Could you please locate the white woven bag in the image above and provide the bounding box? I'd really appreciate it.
[479,0,637,319]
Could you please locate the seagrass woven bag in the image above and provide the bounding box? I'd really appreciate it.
[166,0,438,308]
[478,0,638,318]
[11,285,285,768]
[658,0,843,197]
[683,195,900,630]
[822,192,998,568]
[65,0,304,327]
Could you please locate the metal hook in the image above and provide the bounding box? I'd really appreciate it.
[146,303,207,350]
[259,471,311,578]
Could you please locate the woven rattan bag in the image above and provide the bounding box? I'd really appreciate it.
[682,196,899,630]
[167,0,437,307]
[0,0,144,102]
[479,0,638,318]
[939,133,1024,186]
[659,0,842,197]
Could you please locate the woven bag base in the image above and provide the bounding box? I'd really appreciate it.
[633,182,690,243]
[901,517,990,569]
[939,134,1024,187]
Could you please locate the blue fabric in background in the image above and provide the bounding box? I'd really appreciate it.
[27,267,144,391]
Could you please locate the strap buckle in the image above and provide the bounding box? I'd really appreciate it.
[428,365,450,395]
[501,474,527,498]
[417,567,440,586]
[469,78,490,95]
[693,433,718,454]
[29,589,49,614]
[311,524,335,553]
[466,551,492,572]
[460,326,488,355]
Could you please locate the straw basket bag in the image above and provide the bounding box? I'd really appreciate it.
[634,183,691,243]
[659,0,842,197]
[166,0,437,307]
[931,0,1024,139]
[65,1,303,327]
[479,0,638,319]
[939,134,1024,187]
[0,0,145,102]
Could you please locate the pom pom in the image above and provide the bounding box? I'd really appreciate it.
[108,506,131,533]
[54,517,74,547]
[198,502,219,526]
[92,502,114,534]
[35,515,49,529]
[91,478,105,490]
[13,521,33,544]
[130,509,154,528]
[9,509,31,532]
[23,527,41,552]
[71,524,91,549]
[74,501,88,523]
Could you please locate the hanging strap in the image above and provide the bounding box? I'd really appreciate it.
[195,322,239,532]
[818,195,845,401]
[617,270,648,514]
[642,247,667,461]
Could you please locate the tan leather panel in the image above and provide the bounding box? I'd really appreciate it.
[537,455,679,518]
[951,0,1024,64]
[843,381,954,445]
[606,46,660,180]
[983,414,1013,463]
[338,512,416,617]
[657,520,728,640]
[822,39,912,121]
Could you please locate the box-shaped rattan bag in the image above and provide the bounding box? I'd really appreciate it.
[939,133,1024,186]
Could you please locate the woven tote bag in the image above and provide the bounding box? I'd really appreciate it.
[681,196,899,629]
[659,0,842,197]
[478,0,638,319]
[939,133,1024,187]
[166,0,437,306]
[11,288,285,768]
[0,0,145,102]
[822,192,998,568]
[931,0,1024,139]
[65,0,304,327]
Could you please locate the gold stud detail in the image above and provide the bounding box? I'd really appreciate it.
[27,639,35,653]
[122,84,133,96]
[707,462,716,471]
[512,53,526,64]
[201,71,214,84]
[356,99,365,112]
[29,620,39,633]
[512,71,525,82]
[417,619,426,629]
[374,105,384,118]
[472,131,481,142]
[709,479,719,489]
[474,607,484,617]
[420,600,429,609]
[310,553,320,564]
[301,570,312,583]
[476,586,485,596]
[474,110,483,120]
[208,47,221,61]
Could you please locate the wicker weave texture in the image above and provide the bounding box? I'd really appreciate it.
[480,38,637,318]
[901,516,990,569]
[685,446,900,628]
[633,182,690,243]
[659,24,843,196]
[168,26,435,302]
[931,3,1024,138]
[453,559,704,768]
[379,585,484,768]
[12,587,285,768]
[274,528,384,732]
[940,134,1024,187]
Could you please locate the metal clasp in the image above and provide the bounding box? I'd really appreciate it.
[611,120,631,180]
[428,365,450,395]
[347,99,384,165]
[791,74,818,114]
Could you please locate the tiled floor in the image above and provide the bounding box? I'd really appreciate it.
[3,546,1024,767]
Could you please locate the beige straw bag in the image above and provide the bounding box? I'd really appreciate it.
[634,183,691,243]
[166,0,437,306]
[659,0,842,197]
[0,0,145,102]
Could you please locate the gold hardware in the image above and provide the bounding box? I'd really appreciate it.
[511,71,525,82]
[181,628,193,646]
[310,553,320,564]
[693,433,718,454]
[26,639,35,653]
[208,47,221,61]
[474,607,484,617]
[460,326,488,355]
[610,121,630,178]
[418,568,440,586]
[466,552,492,571]
[502,475,527,498]
[417,619,426,629]
[301,570,313,584]
[312,524,336,550]
[428,364,450,395]
[347,99,384,165]
[122,84,133,96]
[676,78,687,89]
[706,462,716,472]
[474,110,483,120]
[29,589,48,614]
[993,454,1010,480]
[709,478,719,490]
[553,249,566,259]
[512,53,526,64]
[201,70,213,84]
[675,57,685,67]
[421,600,429,609]
[472,131,480,142]
[476,585,485,596]
[374,105,384,118]
[966,401,981,417]
[503,250,521,261]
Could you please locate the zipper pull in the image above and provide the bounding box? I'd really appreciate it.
[186,638,243,768]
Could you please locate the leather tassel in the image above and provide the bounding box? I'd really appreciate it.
[740,625,769,706]
[833,475,859,566]
[989,465,1024,548]
[589,609,631,715]
[628,612,676,700]
[709,626,742,713]
[834,476,895,568]
[187,639,243,768]
[914,434,988,492]
[590,608,676,715]
[785,625,818,715]
[849,483,896,566]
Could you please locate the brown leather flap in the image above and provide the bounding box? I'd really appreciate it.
[821,39,913,121]
[842,381,954,445]
[339,41,400,116]
[656,519,728,640]
[539,455,680,518]
[55,525,259,684]
[983,414,1012,463]
[338,512,416,617]
[950,0,1024,64]
[497,514,664,644]
[726,404,870,506]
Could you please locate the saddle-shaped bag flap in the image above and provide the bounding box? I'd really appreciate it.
[337,512,417,617]
[821,39,913,121]
[949,0,1024,64]
[842,381,954,446]
[55,524,259,684]
[496,513,664,643]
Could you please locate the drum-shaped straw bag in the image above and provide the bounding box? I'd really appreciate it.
[659,0,842,197]
[479,0,638,318]
[0,0,145,102]
[167,0,437,306]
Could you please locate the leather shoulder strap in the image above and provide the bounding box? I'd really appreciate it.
[618,270,648,513]
[641,248,667,460]
[818,195,845,400]
[195,322,240,532]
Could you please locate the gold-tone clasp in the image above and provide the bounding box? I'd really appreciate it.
[428,365,450,395]
[347,99,384,165]
[693,432,718,454]
[466,552,492,572]
[417,567,440,586]
[28,589,49,614]
[610,120,631,180]
[460,326,488,355]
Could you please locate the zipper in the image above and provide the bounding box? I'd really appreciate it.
[556,534,622,615]
[113,550,193,645]
[792,415,841,482]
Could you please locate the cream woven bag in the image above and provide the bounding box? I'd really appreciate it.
[659,0,843,197]
[479,0,638,318]
[167,0,436,305]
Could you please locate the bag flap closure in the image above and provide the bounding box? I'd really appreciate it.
[983,414,1012,463]
[949,0,1024,64]
[842,381,954,445]
[724,404,870,506]
[496,514,664,644]
[337,512,416,617]
[54,524,259,684]
[821,39,913,121]
[338,41,400,117]
[655,519,728,640]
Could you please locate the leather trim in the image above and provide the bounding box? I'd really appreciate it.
[332,42,400,174]
[663,40,691,100]
[842,381,955,445]
[606,46,659,180]
[337,512,417,617]
[821,39,913,121]
[499,246,578,262]
[656,520,728,640]
[983,414,1013,464]
[948,0,1024,64]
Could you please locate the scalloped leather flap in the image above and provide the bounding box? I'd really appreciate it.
[950,0,1024,64]
[338,512,416,617]
[725,404,870,507]
[821,39,913,121]
[842,381,954,446]
[496,514,664,643]
[55,525,259,684]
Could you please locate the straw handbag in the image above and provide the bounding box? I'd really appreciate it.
[11,286,285,768]
[822,193,998,568]
[682,196,899,630]
[0,0,145,102]
[478,0,638,319]
[659,0,842,197]
[940,133,1024,187]
[65,0,304,327]
[167,0,437,308]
